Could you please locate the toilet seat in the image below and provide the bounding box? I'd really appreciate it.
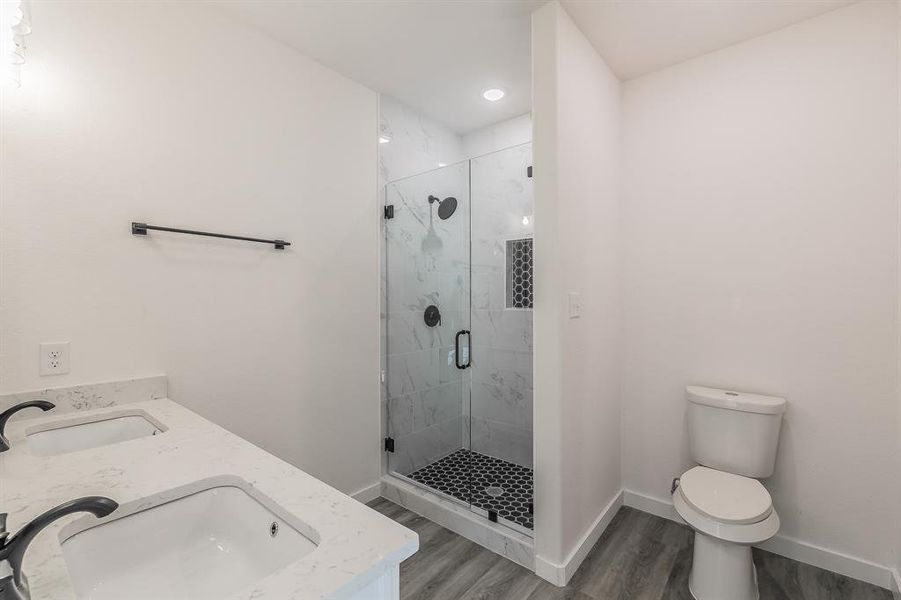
[673,467,780,546]
[679,466,772,525]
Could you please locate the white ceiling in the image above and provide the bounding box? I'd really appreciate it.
[560,0,857,80]
[210,0,541,134]
[210,0,858,134]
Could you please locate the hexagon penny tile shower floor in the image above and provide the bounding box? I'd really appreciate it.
[407,449,534,529]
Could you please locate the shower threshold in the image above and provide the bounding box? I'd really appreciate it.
[407,449,533,530]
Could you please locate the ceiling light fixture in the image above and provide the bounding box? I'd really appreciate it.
[379,135,391,144]
[482,88,505,102]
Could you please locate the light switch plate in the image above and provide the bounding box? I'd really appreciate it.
[39,342,70,376]
[569,292,582,319]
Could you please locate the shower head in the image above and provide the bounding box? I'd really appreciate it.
[428,195,458,220]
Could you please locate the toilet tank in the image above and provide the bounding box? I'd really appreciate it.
[686,386,786,478]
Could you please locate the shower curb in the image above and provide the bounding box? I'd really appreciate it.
[379,473,534,570]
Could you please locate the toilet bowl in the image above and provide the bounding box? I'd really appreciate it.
[675,386,787,600]
[673,466,780,600]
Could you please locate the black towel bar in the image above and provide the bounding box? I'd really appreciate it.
[131,222,290,250]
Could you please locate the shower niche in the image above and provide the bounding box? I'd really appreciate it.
[384,143,534,535]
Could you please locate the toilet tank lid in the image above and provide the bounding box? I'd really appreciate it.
[686,386,786,415]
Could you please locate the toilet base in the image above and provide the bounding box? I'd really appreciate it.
[688,532,758,600]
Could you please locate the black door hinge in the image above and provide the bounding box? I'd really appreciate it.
[488,510,498,523]
[526,165,533,178]
[384,437,395,452]
[384,205,395,219]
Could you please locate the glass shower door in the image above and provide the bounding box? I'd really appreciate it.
[383,145,534,536]
[468,143,534,534]
[384,161,472,506]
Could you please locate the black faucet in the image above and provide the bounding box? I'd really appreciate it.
[0,497,118,600]
[0,401,55,453]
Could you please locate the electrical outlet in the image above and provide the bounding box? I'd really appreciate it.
[569,292,583,319]
[39,342,70,376]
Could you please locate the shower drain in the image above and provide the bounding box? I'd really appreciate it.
[484,486,505,498]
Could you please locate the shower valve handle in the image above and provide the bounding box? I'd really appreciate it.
[455,330,471,370]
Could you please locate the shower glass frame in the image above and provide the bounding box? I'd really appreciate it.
[384,144,533,537]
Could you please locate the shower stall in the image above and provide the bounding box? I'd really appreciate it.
[383,143,533,535]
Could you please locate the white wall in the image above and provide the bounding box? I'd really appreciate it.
[0,1,381,495]
[896,3,901,594]
[622,0,900,575]
[532,1,622,581]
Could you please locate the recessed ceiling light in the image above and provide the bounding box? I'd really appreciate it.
[379,135,391,144]
[438,162,447,167]
[482,88,505,102]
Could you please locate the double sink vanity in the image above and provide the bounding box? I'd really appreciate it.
[0,390,417,600]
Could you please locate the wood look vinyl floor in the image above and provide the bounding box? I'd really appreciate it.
[368,498,893,600]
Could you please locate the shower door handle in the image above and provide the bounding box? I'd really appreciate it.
[455,330,471,370]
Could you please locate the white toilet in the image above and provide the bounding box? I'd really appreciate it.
[672,385,786,600]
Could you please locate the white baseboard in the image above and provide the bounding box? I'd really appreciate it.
[535,490,624,587]
[623,488,897,592]
[622,489,678,522]
[533,555,562,585]
[351,481,381,504]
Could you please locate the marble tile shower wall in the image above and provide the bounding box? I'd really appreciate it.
[379,94,534,474]
[469,144,534,468]
[379,95,464,473]
[379,95,464,186]
[385,163,470,474]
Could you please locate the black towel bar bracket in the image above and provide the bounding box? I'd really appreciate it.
[131,222,290,250]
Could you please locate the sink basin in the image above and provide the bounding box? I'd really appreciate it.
[26,410,165,456]
[61,481,318,600]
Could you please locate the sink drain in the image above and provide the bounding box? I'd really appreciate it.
[484,486,505,498]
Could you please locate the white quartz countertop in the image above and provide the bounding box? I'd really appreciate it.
[0,399,418,599]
